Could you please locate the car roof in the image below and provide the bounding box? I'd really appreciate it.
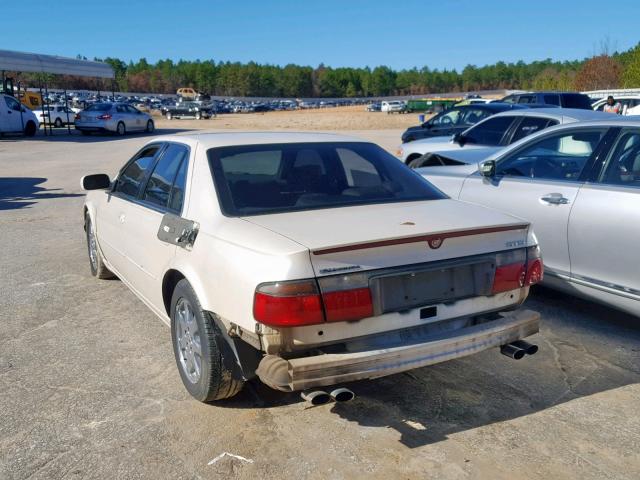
[489,107,610,122]
[462,102,528,112]
[147,132,370,149]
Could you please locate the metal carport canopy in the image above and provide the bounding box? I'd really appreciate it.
[0,49,114,79]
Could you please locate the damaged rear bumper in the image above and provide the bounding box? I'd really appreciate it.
[256,309,539,392]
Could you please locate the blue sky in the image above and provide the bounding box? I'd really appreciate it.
[4,0,639,70]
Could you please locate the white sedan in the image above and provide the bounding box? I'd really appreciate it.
[418,119,640,317]
[81,133,542,403]
[35,104,76,127]
[399,109,610,168]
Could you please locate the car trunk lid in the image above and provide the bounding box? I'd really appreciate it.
[242,199,530,276]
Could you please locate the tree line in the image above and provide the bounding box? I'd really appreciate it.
[13,43,640,97]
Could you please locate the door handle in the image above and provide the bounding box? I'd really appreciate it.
[540,193,569,205]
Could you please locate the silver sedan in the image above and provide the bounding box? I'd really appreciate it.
[75,102,154,136]
[418,118,640,317]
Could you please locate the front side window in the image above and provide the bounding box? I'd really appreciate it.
[4,96,21,111]
[598,130,640,188]
[496,129,606,181]
[464,116,514,145]
[143,144,189,209]
[517,95,537,104]
[114,145,161,197]
[458,108,491,126]
[208,142,446,216]
[432,108,461,126]
[511,117,558,143]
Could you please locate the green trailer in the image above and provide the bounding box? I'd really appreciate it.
[406,98,460,113]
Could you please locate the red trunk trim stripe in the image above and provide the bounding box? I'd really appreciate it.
[311,224,529,256]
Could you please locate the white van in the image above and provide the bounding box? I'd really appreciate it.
[381,100,406,114]
[0,93,39,136]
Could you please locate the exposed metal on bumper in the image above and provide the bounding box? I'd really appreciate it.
[256,309,539,392]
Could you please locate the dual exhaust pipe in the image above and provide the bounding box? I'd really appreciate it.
[300,387,355,406]
[500,340,538,360]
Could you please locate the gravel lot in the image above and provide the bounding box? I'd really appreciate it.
[1,121,639,480]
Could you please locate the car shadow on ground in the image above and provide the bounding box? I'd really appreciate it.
[0,127,193,143]
[219,286,640,448]
[0,177,83,210]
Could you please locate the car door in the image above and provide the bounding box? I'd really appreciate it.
[458,126,609,277]
[126,105,144,130]
[3,96,24,132]
[568,128,640,306]
[96,144,164,277]
[118,143,190,309]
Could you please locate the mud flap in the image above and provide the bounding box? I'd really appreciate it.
[206,312,261,382]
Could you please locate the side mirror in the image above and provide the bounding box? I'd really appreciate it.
[453,133,467,146]
[81,174,111,190]
[480,160,496,177]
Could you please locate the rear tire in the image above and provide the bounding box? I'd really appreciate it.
[54,118,63,128]
[170,279,244,402]
[85,215,115,279]
[116,122,126,136]
[24,121,36,137]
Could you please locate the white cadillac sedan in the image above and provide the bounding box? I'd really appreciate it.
[82,133,542,403]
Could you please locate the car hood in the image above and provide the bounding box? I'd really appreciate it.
[242,200,529,274]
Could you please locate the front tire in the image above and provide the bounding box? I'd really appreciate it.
[85,215,114,279]
[195,111,202,120]
[166,112,173,120]
[170,280,244,402]
[24,121,36,137]
[146,120,154,133]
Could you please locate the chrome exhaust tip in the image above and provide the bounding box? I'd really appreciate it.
[511,340,538,356]
[330,387,355,403]
[300,390,331,406]
[500,344,526,360]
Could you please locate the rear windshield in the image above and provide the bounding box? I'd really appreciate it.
[562,94,592,109]
[208,142,446,216]
[85,103,112,111]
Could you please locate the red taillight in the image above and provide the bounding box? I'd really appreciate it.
[323,287,373,322]
[492,246,543,294]
[525,258,544,285]
[253,274,375,327]
[97,114,112,120]
[253,280,324,327]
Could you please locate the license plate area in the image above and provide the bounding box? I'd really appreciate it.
[369,257,496,315]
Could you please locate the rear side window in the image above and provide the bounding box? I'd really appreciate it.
[543,94,561,106]
[85,103,111,112]
[464,116,514,145]
[599,130,640,188]
[208,142,446,216]
[143,144,189,210]
[562,94,592,109]
[115,145,161,197]
[511,117,558,143]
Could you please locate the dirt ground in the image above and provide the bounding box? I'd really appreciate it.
[1,121,639,480]
[151,105,422,131]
